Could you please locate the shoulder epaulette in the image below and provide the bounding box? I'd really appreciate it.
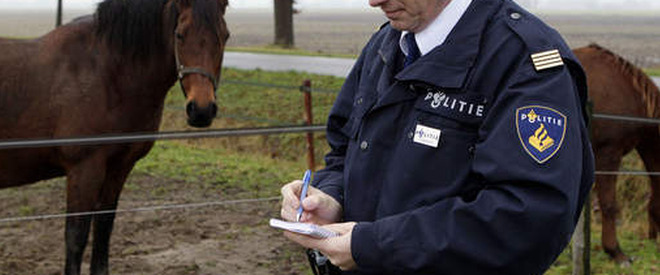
[504,8,566,72]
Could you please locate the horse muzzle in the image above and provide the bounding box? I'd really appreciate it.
[186,100,217,128]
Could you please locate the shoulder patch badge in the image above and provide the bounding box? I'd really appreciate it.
[516,105,567,164]
[531,49,564,71]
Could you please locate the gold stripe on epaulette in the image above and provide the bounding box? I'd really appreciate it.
[531,49,564,71]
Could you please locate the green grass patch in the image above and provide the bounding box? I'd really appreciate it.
[133,140,306,198]
[547,229,660,275]
[137,67,345,196]
[226,45,358,59]
[645,68,660,77]
[161,67,343,163]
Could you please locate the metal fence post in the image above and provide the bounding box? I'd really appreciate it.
[301,80,316,171]
[573,100,594,275]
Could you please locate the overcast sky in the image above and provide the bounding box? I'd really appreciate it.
[0,0,657,11]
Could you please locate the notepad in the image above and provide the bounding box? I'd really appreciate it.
[269,218,339,239]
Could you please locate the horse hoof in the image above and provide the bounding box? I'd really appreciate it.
[615,255,633,267]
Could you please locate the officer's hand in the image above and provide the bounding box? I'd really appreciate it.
[280,180,342,224]
[284,222,357,271]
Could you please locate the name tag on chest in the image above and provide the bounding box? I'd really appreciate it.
[413,124,442,148]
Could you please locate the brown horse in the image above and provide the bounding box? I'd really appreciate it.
[0,0,228,274]
[573,44,660,264]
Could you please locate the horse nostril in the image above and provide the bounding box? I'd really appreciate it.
[186,101,196,117]
[210,103,218,118]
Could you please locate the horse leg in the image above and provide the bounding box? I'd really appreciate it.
[64,155,107,275]
[636,137,660,241]
[595,149,631,264]
[89,163,133,275]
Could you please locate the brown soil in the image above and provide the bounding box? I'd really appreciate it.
[0,175,309,275]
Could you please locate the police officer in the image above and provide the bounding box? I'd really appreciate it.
[280,0,594,274]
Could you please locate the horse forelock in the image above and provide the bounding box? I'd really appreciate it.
[94,0,170,59]
[192,0,229,44]
[94,0,228,60]
[588,43,660,119]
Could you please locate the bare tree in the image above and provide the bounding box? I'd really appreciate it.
[274,0,295,48]
[56,0,63,27]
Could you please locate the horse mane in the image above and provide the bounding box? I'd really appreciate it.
[587,43,660,118]
[94,0,228,60]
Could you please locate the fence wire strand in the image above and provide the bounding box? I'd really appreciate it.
[595,171,660,176]
[222,79,339,94]
[0,196,280,224]
[0,125,326,150]
[592,113,660,125]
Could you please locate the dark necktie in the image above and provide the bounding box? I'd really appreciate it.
[404,32,421,68]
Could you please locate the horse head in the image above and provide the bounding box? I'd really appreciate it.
[172,0,229,128]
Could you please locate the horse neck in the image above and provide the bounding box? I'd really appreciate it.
[591,45,660,120]
[639,72,660,119]
[106,44,178,99]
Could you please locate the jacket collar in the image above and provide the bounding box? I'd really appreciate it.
[381,0,501,90]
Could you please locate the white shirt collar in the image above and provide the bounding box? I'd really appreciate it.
[400,0,472,57]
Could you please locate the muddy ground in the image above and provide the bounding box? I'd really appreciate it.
[0,174,308,275]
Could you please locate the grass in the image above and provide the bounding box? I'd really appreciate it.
[132,141,306,198]
[160,67,343,163]
[548,229,660,275]
[226,45,358,59]
[645,68,660,77]
[133,67,658,274]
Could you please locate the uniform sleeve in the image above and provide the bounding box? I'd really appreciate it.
[351,60,594,274]
[311,51,366,206]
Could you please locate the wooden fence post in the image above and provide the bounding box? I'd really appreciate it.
[301,80,315,171]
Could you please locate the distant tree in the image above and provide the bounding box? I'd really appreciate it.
[274,0,295,48]
[56,0,63,27]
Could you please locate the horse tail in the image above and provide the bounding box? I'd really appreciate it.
[587,44,660,130]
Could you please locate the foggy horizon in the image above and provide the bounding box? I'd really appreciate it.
[0,0,659,12]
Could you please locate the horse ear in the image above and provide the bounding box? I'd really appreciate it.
[219,0,228,14]
[174,0,192,9]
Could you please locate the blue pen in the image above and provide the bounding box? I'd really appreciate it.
[296,170,312,222]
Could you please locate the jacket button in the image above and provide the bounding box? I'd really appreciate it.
[357,97,364,105]
[360,141,369,150]
[408,131,414,138]
[510,12,521,20]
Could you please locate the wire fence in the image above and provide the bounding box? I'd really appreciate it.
[0,125,326,150]
[0,197,280,224]
[1,78,659,225]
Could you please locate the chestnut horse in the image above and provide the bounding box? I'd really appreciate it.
[574,44,660,264]
[0,0,228,274]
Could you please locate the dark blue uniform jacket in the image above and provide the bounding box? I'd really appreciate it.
[313,0,595,274]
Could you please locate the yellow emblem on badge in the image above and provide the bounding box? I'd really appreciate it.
[529,124,555,152]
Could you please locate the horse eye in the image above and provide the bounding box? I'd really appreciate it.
[175,32,184,40]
